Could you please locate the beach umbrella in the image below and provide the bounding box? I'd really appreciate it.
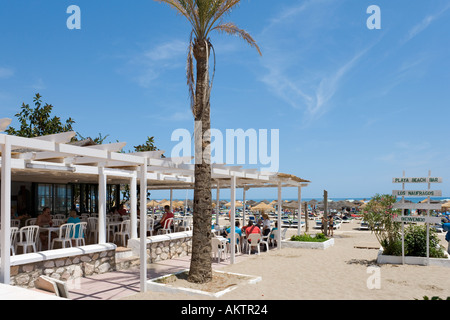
[147,200,159,208]
[282,201,298,209]
[225,201,243,207]
[251,202,274,212]
[173,200,185,207]
[159,200,171,207]
[441,201,450,209]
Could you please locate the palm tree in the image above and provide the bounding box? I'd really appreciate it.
[154,0,261,284]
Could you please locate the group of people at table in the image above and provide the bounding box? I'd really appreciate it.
[219,213,278,252]
[11,203,175,251]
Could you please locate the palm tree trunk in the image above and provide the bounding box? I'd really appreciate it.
[188,39,213,284]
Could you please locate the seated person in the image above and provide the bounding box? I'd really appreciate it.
[245,220,261,238]
[270,221,278,246]
[36,207,55,249]
[67,210,82,240]
[115,204,128,217]
[261,213,271,236]
[225,221,242,244]
[153,205,174,233]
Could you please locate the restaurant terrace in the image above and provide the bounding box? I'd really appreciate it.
[0,118,310,293]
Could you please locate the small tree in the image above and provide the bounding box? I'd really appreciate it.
[363,194,402,255]
[6,93,75,137]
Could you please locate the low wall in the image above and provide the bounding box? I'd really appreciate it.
[8,232,193,289]
[127,231,192,263]
[376,248,450,267]
[281,238,335,250]
[9,244,117,288]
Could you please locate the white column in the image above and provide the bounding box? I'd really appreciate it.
[98,166,107,244]
[277,182,282,250]
[230,175,236,264]
[169,189,173,212]
[1,136,11,284]
[139,162,148,292]
[297,186,302,235]
[242,186,246,228]
[216,181,220,228]
[130,173,138,239]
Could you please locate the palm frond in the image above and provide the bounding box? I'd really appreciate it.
[212,22,262,55]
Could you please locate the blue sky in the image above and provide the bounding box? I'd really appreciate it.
[1,0,450,200]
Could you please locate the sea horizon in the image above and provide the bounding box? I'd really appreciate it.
[154,197,450,203]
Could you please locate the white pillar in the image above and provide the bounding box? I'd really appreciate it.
[242,186,246,228]
[297,186,302,235]
[169,189,173,212]
[230,176,236,264]
[98,166,107,244]
[1,136,11,284]
[216,181,220,228]
[277,182,282,250]
[130,174,138,239]
[139,162,148,292]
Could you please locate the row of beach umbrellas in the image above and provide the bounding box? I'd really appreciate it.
[144,198,373,213]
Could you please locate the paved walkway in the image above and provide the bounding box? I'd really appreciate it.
[69,251,254,300]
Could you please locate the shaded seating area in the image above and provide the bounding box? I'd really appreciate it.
[0,128,310,294]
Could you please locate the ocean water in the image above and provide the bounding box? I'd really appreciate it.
[219,197,450,203]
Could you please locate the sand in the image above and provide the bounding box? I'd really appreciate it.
[122,218,450,300]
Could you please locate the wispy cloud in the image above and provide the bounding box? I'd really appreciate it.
[403,4,450,43]
[29,78,46,90]
[0,67,14,79]
[120,39,187,88]
[259,1,372,124]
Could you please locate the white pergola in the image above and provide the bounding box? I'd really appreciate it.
[0,124,310,292]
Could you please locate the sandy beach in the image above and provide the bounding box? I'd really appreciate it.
[122,217,450,300]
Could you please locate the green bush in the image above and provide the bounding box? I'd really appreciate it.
[290,233,328,242]
[385,225,446,258]
[404,225,446,258]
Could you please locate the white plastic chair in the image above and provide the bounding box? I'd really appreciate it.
[52,219,65,227]
[16,226,39,254]
[113,220,131,246]
[10,227,19,255]
[211,237,228,262]
[51,223,74,249]
[227,233,241,254]
[53,214,66,220]
[11,219,20,228]
[247,233,262,255]
[80,213,90,221]
[157,218,173,235]
[147,217,155,236]
[87,217,98,243]
[72,222,87,246]
[260,230,271,252]
[25,218,37,226]
[177,216,193,232]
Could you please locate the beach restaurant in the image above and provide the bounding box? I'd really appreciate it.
[0,120,309,292]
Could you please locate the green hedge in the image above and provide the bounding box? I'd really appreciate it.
[290,233,328,242]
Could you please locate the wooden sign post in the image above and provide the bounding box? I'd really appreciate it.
[323,190,328,235]
[392,171,442,265]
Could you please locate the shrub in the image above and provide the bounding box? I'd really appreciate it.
[362,194,402,255]
[290,233,328,242]
[404,225,446,258]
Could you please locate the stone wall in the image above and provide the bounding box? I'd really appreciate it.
[9,245,117,289]
[127,231,193,264]
[147,236,192,263]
